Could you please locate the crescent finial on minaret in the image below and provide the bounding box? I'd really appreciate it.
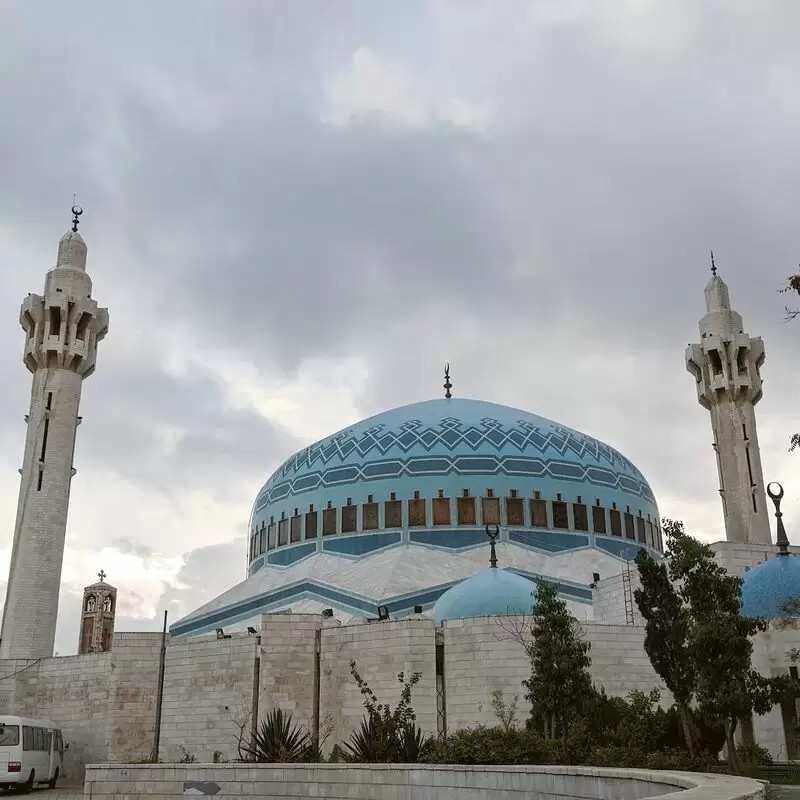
[710,250,717,277]
[71,204,83,233]
[444,363,452,399]
[767,483,790,556]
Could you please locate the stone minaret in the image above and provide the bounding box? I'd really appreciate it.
[78,572,117,654]
[686,261,770,545]
[0,209,109,659]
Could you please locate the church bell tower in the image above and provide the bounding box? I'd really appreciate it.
[0,208,109,659]
[686,258,770,545]
[78,572,117,654]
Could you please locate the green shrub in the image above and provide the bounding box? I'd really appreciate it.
[585,745,647,769]
[736,742,773,767]
[586,744,710,772]
[422,726,555,765]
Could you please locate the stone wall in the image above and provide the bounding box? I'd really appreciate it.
[711,540,776,577]
[0,609,791,777]
[160,632,257,764]
[320,617,438,750]
[592,571,643,626]
[258,613,324,738]
[103,633,161,764]
[83,762,766,800]
[442,616,668,732]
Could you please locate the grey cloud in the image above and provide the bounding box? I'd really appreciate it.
[51,538,246,655]
[110,538,155,564]
[0,0,798,577]
[76,356,300,497]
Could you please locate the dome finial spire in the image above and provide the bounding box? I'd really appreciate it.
[486,523,499,568]
[710,249,717,277]
[443,363,452,399]
[767,483,790,556]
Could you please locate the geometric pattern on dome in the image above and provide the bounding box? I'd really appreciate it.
[257,414,653,510]
[255,452,654,514]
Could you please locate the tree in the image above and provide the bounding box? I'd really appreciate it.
[779,271,800,451]
[343,660,426,762]
[636,520,771,774]
[683,556,770,775]
[783,272,800,448]
[779,270,800,322]
[523,583,592,743]
[634,521,697,755]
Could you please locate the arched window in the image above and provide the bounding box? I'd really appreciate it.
[85,595,96,613]
[102,596,113,613]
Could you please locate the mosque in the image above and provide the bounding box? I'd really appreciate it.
[171,393,662,636]
[0,215,798,774]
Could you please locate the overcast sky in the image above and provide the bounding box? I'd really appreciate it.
[1,0,798,655]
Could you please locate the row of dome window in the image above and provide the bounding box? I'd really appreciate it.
[248,489,662,561]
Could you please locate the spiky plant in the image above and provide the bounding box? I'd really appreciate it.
[244,708,309,763]
[342,716,382,762]
[399,722,427,762]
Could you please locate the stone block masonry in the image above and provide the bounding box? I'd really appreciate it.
[159,632,257,764]
[320,617,438,750]
[0,609,769,779]
[442,616,668,732]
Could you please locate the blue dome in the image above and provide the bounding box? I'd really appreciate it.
[741,555,800,620]
[252,397,657,531]
[434,568,538,625]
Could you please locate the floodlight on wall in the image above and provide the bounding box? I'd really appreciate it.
[592,572,600,584]
[321,608,334,617]
[377,605,390,621]
[247,626,257,636]
[414,605,423,614]
[216,628,231,640]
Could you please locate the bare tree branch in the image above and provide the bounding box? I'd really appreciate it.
[494,611,534,659]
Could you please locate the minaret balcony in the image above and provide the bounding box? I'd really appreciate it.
[69,340,87,358]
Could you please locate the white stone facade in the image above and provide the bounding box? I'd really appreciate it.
[0,609,796,780]
[0,229,108,659]
[686,271,770,545]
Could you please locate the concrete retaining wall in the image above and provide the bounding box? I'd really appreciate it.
[83,763,766,800]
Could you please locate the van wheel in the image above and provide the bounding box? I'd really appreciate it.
[17,770,33,794]
[47,768,59,790]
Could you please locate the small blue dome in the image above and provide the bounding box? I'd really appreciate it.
[433,568,538,625]
[741,555,800,619]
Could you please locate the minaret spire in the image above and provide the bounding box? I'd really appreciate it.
[686,266,769,546]
[0,210,109,659]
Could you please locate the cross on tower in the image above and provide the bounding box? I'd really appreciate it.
[98,570,106,583]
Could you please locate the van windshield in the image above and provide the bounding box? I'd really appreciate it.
[0,726,20,746]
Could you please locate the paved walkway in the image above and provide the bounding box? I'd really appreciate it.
[25,786,82,799]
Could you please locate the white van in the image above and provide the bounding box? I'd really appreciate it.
[0,717,65,792]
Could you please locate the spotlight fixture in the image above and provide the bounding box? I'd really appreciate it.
[247,626,257,636]
[377,605,390,621]
[216,628,231,640]
[414,605,423,614]
[592,572,600,584]
[321,608,334,618]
